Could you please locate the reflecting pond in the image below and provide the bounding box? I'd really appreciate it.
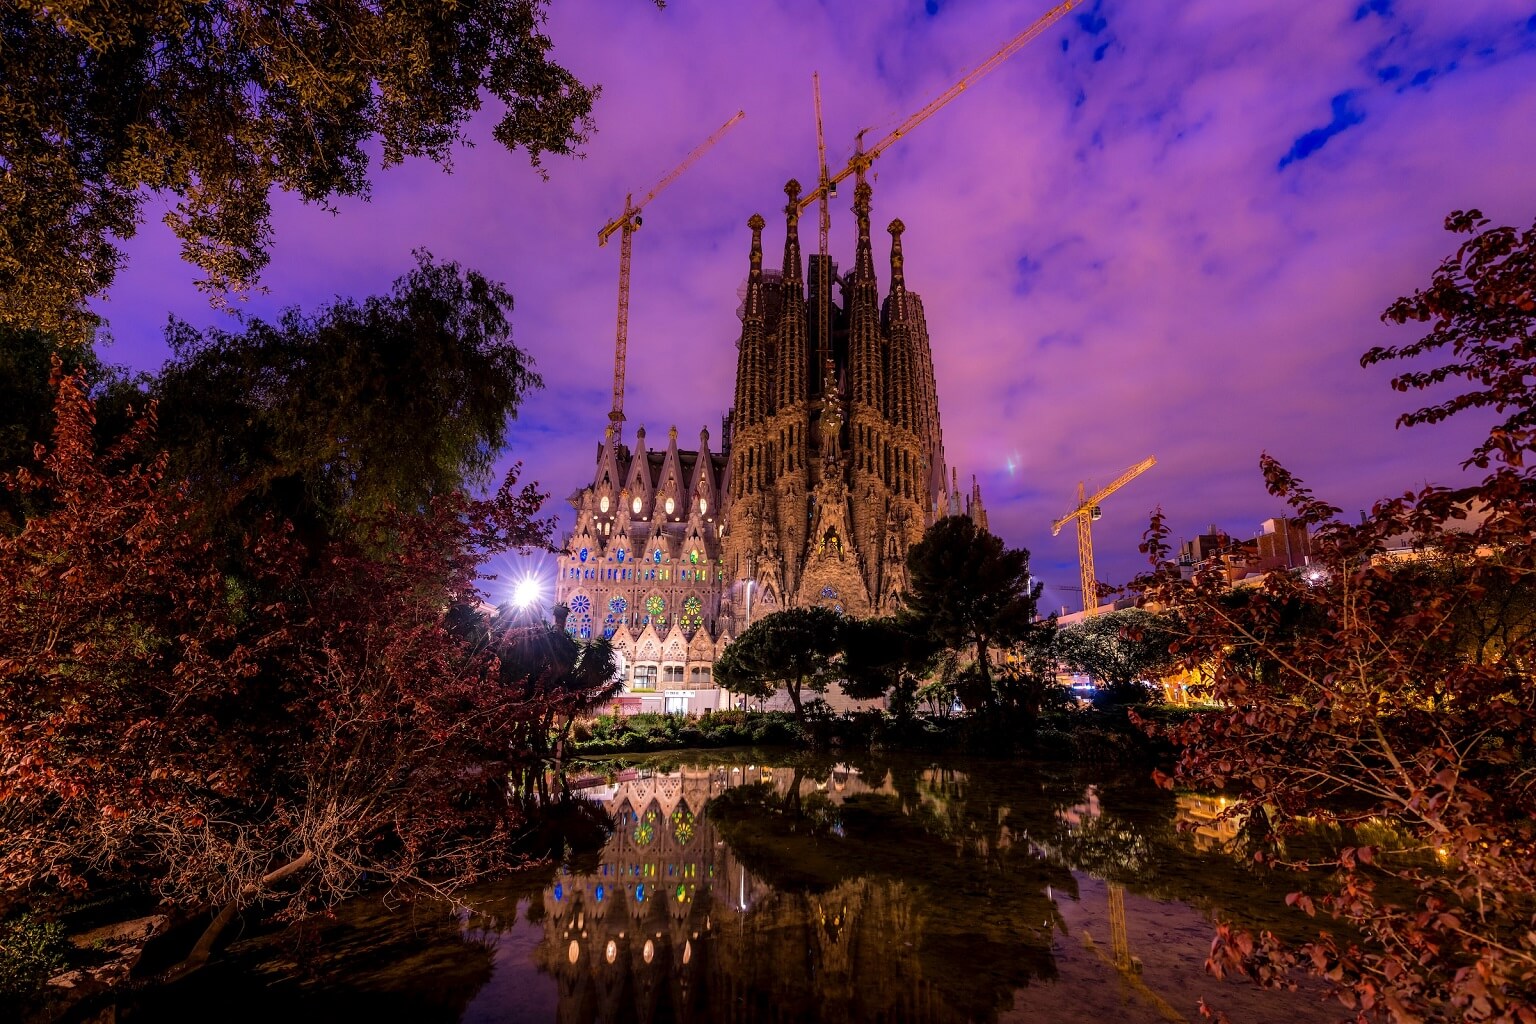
[127,752,1340,1024]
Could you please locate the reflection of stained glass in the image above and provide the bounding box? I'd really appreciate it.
[645,594,666,628]
[821,586,838,599]
[570,595,591,614]
[634,810,657,846]
[681,595,702,631]
[672,807,695,845]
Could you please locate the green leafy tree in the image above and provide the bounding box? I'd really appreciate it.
[714,607,844,726]
[148,251,541,547]
[1056,608,1177,705]
[904,515,1043,711]
[2,0,622,334]
[1137,209,1536,1022]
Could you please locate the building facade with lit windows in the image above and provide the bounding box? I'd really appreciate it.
[555,178,986,712]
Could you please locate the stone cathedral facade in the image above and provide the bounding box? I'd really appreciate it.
[555,180,986,712]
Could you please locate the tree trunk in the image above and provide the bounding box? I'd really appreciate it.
[167,850,315,981]
[787,678,804,726]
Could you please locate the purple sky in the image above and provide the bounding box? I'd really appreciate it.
[95,0,1536,614]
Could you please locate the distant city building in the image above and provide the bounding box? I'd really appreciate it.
[555,179,984,711]
[1177,516,1312,585]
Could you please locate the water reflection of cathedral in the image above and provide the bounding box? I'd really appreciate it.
[532,766,959,1024]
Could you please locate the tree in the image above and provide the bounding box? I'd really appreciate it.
[0,366,559,975]
[149,251,541,547]
[1056,608,1177,705]
[904,515,1043,711]
[1136,210,1536,1023]
[2,0,622,335]
[714,607,844,726]
[840,615,938,723]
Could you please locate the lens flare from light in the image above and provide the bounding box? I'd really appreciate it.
[512,576,541,609]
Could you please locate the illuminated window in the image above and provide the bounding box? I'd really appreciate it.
[665,497,675,515]
[571,595,591,614]
[646,594,666,628]
[699,497,708,515]
[599,495,610,513]
[821,586,838,599]
[681,595,702,632]
[632,496,642,514]
[690,550,699,564]
[609,596,627,616]
[616,548,626,563]
[653,548,663,563]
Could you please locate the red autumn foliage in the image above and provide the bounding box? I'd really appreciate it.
[1135,211,1536,1023]
[0,364,588,968]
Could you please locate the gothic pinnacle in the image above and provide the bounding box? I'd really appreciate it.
[887,218,907,314]
[782,181,803,286]
[784,179,802,222]
[744,212,765,323]
[853,181,875,281]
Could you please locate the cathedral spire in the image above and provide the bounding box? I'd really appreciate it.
[852,181,876,283]
[887,218,907,321]
[782,180,803,287]
[777,180,810,418]
[745,212,766,322]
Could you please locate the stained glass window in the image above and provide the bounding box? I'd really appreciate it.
[690,549,699,564]
[579,547,588,563]
[616,548,626,563]
[653,549,663,564]
[681,595,702,632]
[634,810,657,846]
[571,595,591,615]
[609,596,627,615]
[821,586,838,599]
[645,594,666,628]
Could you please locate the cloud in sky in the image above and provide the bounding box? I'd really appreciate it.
[95,0,1536,612]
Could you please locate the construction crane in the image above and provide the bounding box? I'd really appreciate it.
[797,0,1079,218]
[598,110,746,441]
[1052,456,1156,616]
[798,0,1078,397]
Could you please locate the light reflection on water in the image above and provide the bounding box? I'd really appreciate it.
[124,754,1337,1024]
[455,755,1334,1024]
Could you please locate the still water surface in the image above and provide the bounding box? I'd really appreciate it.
[132,751,1339,1024]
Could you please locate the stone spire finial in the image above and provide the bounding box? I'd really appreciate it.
[853,181,875,281]
[887,218,907,319]
[744,213,766,324]
[782,180,803,286]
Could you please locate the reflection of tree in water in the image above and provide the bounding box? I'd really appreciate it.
[523,756,1333,1024]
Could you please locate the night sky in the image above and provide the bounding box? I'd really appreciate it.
[94,0,1536,613]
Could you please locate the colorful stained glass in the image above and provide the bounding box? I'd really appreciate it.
[821,586,838,599]
[579,547,588,563]
[672,807,695,845]
[633,810,657,847]
[645,594,666,628]
[690,549,699,564]
[609,596,627,615]
[653,549,663,564]
[681,595,702,631]
[616,548,626,562]
[570,595,591,614]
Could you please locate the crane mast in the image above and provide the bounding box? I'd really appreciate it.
[1052,455,1157,615]
[598,110,746,441]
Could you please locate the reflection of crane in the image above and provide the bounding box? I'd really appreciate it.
[598,110,746,440]
[1052,456,1156,616]
[798,1,1079,382]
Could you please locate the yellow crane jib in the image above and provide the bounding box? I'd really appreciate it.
[795,0,1080,216]
[1052,455,1156,616]
[598,110,746,437]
